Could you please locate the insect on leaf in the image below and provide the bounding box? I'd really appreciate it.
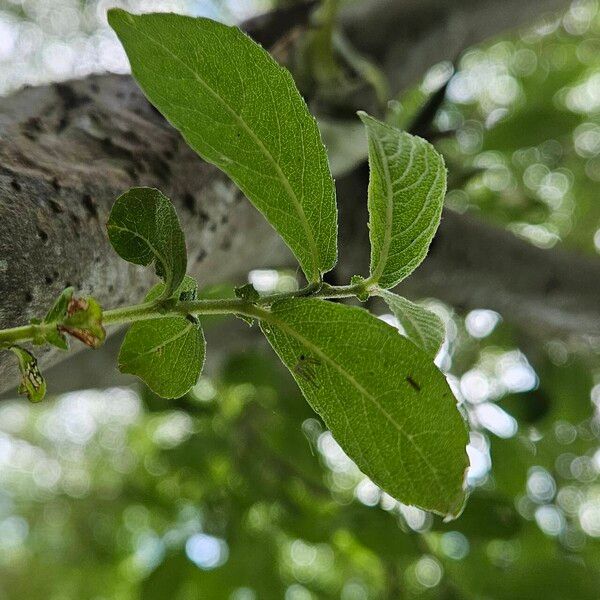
[108,10,337,283]
[107,187,187,299]
[118,276,206,399]
[260,298,468,517]
[359,112,447,289]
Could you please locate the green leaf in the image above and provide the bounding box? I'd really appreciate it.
[108,10,337,283]
[107,187,187,299]
[259,298,468,516]
[41,287,74,350]
[350,275,369,302]
[377,289,445,357]
[234,283,260,303]
[60,296,106,349]
[9,346,46,403]
[44,287,74,323]
[359,112,447,289]
[118,277,205,399]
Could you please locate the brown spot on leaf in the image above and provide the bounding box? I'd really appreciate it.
[59,297,106,349]
[66,297,87,317]
[60,326,103,349]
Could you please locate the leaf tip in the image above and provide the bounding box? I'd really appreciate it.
[107,7,134,29]
[356,110,372,126]
[442,486,469,522]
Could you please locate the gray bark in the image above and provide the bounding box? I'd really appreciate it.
[2,0,593,397]
[341,0,570,94]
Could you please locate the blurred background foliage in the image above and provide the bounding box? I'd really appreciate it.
[0,0,600,598]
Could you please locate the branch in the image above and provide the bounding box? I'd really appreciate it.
[1,0,591,397]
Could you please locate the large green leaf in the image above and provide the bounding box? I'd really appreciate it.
[359,112,447,289]
[377,289,445,357]
[259,298,468,516]
[109,10,337,283]
[118,277,205,399]
[107,187,187,299]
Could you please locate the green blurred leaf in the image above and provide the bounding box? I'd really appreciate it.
[142,528,284,599]
[436,492,521,540]
[377,289,445,357]
[109,10,337,283]
[118,277,205,399]
[445,542,600,600]
[344,506,419,558]
[489,435,535,497]
[9,345,46,403]
[359,112,446,289]
[260,298,468,516]
[107,187,187,299]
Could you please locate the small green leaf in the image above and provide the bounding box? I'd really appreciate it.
[259,298,468,517]
[350,275,369,302]
[118,277,206,399]
[41,287,74,350]
[235,283,260,303]
[43,328,69,351]
[44,287,74,323]
[359,112,447,289]
[9,345,46,403]
[108,10,337,283]
[378,289,445,358]
[60,296,106,349]
[107,187,187,299]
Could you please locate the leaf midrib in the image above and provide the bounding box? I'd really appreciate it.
[123,320,195,363]
[369,127,396,284]
[129,21,322,281]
